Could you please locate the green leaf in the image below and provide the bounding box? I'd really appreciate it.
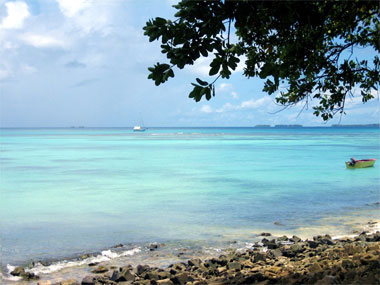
[196,78,208,86]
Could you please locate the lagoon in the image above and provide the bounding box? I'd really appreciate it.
[0,127,379,275]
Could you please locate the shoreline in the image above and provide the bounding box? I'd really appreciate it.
[2,218,379,285]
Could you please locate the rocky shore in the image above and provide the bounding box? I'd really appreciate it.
[11,230,380,285]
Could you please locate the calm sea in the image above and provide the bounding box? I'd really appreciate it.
[1,127,379,271]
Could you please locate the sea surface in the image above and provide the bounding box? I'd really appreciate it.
[0,127,379,280]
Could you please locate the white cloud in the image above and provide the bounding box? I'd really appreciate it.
[216,102,235,113]
[200,105,213,113]
[217,83,233,92]
[20,34,65,48]
[187,57,211,77]
[56,0,90,18]
[202,96,272,114]
[0,1,30,30]
[0,69,10,79]
[240,97,270,109]
[21,64,37,74]
[231,91,239,99]
[55,0,113,36]
[216,83,239,99]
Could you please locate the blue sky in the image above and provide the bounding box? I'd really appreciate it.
[0,0,378,127]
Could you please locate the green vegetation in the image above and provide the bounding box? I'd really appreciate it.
[144,0,379,120]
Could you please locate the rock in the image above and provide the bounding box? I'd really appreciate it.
[111,243,124,248]
[267,266,282,274]
[60,280,79,285]
[96,276,116,284]
[88,262,99,267]
[308,262,323,273]
[156,279,174,285]
[81,276,96,285]
[171,272,193,285]
[111,268,135,282]
[281,244,304,257]
[17,271,39,281]
[137,264,150,275]
[307,240,319,249]
[290,235,302,243]
[253,252,266,261]
[274,221,284,226]
[157,271,171,279]
[144,271,159,281]
[91,266,108,273]
[263,239,277,249]
[188,258,202,268]
[38,281,52,285]
[260,232,272,236]
[277,235,288,242]
[271,249,283,257]
[227,261,241,271]
[148,242,159,251]
[10,267,25,276]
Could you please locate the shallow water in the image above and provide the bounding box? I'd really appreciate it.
[0,127,379,275]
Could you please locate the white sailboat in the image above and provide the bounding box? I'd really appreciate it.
[133,115,146,132]
[133,125,146,132]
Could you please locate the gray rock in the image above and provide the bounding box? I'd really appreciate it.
[60,279,79,285]
[277,235,289,242]
[137,264,150,275]
[156,279,174,285]
[291,235,302,243]
[111,268,135,282]
[307,240,319,249]
[81,276,96,285]
[227,261,241,271]
[188,258,202,268]
[171,272,193,285]
[10,266,25,276]
[91,265,108,274]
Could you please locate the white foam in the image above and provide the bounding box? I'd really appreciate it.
[16,247,141,275]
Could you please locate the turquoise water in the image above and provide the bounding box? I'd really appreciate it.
[0,127,379,267]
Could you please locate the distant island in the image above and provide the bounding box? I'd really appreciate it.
[331,124,379,128]
[252,124,379,128]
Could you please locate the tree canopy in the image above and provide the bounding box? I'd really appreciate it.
[143,0,379,120]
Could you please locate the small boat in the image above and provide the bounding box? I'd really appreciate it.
[133,126,146,132]
[346,158,376,168]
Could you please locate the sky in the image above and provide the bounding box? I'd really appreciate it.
[0,0,379,127]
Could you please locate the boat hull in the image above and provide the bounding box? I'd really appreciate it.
[346,159,376,168]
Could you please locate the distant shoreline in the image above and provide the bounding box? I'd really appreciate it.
[0,124,379,129]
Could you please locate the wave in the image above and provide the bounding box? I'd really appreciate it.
[4,247,141,277]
